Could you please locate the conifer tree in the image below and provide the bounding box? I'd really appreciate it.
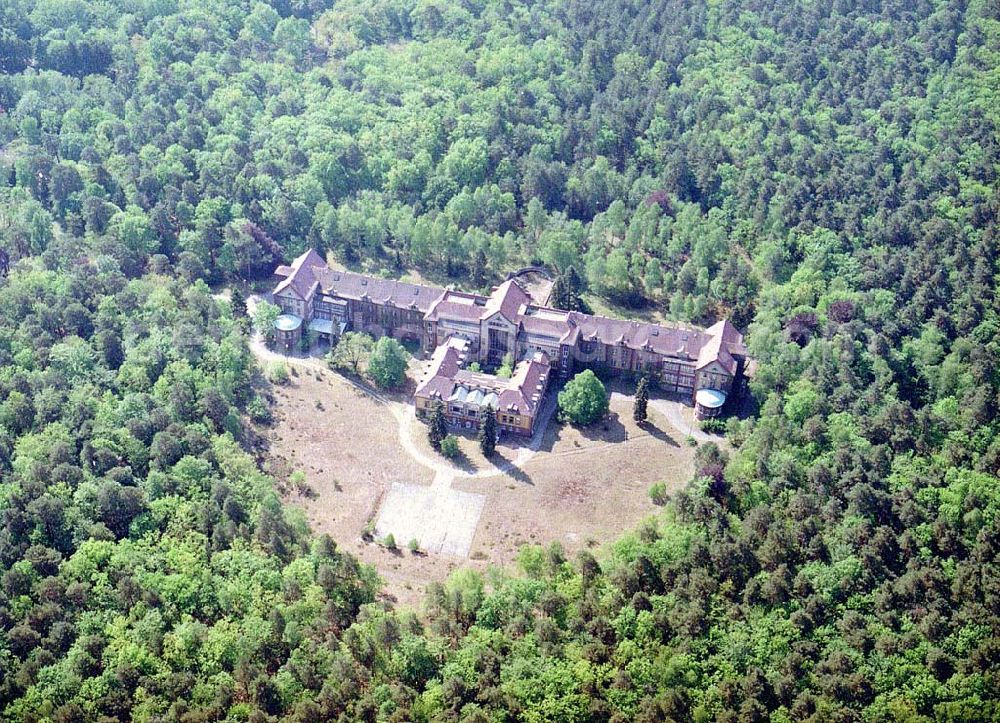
[479,407,498,457]
[429,401,448,451]
[230,286,248,331]
[634,375,649,423]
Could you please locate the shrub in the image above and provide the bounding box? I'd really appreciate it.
[267,362,289,384]
[408,538,420,553]
[247,396,272,423]
[382,533,396,550]
[440,435,460,459]
[289,470,307,492]
[648,481,668,505]
[496,352,514,379]
[699,418,727,434]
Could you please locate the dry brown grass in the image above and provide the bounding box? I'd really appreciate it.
[453,388,694,567]
[262,365,695,608]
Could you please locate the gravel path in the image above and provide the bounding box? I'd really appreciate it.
[649,398,719,443]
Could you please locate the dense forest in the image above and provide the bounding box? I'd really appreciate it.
[1,0,998,720]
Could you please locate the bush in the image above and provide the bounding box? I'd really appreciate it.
[495,352,514,379]
[648,481,668,505]
[289,470,308,493]
[267,362,289,384]
[382,533,396,550]
[558,369,608,426]
[247,396,272,423]
[440,435,460,459]
[408,538,420,553]
[699,418,726,434]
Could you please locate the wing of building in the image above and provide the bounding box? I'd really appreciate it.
[272,250,750,432]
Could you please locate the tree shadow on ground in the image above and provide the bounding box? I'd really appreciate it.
[501,464,533,486]
[637,420,680,446]
[578,411,627,442]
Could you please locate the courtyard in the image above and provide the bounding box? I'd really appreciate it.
[257,345,711,607]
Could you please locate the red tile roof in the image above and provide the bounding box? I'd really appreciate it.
[483,279,531,321]
[313,268,445,312]
[273,249,326,300]
[273,252,746,379]
[425,290,487,322]
[415,337,470,399]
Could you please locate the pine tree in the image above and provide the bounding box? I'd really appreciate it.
[429,401,448,451]
[479,407,497,457]
[552,265,587,312]
[230,285,248,328]
[633,375,649,423]
[565,265,584,311]
[550,273,569,309]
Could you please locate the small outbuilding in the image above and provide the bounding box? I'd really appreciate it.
[695,388,727,419]
[274,314,302,351]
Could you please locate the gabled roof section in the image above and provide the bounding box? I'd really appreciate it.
[425,290,488,322]
[415,337,470,400]
[696,319,746,375]
[483,279,531,322]
[498,352,550,416]
[314,268,445,313]
[273,248,326,301]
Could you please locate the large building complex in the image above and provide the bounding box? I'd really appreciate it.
[272,250,749,432]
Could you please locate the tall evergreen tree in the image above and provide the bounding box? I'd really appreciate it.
[634,375,649,423]
[552,265,588,312]
[550,273,570,309]
[429,401,448,451]
[479,407,498,457]
[230,286,248,324]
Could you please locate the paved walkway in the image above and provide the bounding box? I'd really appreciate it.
[649,398,718,443]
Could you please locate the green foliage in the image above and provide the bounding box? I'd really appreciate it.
[367,336,409,390]
[247,396,272,424]
[428,401,448,452]
[495,352,515,379]
[558,369,609,426]
[699,418,726,434]
[0,246,379,721]
[266,361,289,385]
[326,331,374,375]
[633,375,649,423]
[648,481,667,505]
[478,408,497,457]
[440,435,460,460]
[252,300,281,343]
[0,0,997,719]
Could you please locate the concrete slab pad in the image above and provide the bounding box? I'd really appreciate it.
[374,482,485,557]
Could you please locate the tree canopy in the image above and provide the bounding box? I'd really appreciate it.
[0,0,997,719]
[558,369,610,426]
[367,336,409,390]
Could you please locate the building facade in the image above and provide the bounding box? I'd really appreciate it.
[272,250,750,433]
[412,338,551,436]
